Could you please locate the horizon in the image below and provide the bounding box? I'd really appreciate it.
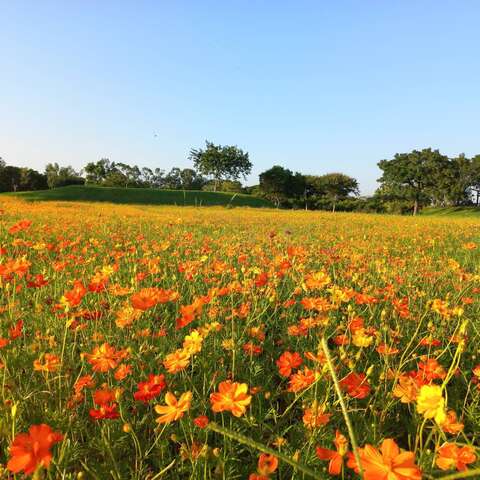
[2,1,480,195]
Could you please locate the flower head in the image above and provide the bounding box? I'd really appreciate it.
[354,438,422,480]
[7,424,63,475]
[210,380,252,417]
[416,384,446,424]
[155,391,192,424]
[436,442,476,471]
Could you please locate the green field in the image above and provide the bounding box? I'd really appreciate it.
[420,206,480,217]
[7,185,273,208]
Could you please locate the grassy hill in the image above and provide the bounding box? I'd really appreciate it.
[420,206,480,217]
[7,185,273,208]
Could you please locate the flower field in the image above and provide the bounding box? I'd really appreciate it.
[0,198,479,479]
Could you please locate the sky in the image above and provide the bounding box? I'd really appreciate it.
[1,1,480,194]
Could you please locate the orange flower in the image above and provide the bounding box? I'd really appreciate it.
[8,219,32,234]
[257,453,278,475]
[356,438,422,480]
[193,415,209,428]
[155,391,192,424]
[376,343,399,355]
[393,375,420,404]
[276,351,303,377]
[85,343,120,372]
[93,387,116,406]
[7,424,63,475]
[33,353,61,372]
[134,374,166,403]
[339,372,371,399]
[316,430,349,475]
[304,271,331,290]
[210,380,252,417]
[441,410,464,434]
[163,349,191,374]
[303,401,331,429]
[288,367,317,393]
[131,288,159,310]
[9,320,23,339]
[63,280,87,308]
[130,287,177,311]
[417,357,446,382]
[436,442,476,471]
[74,375,95,395]
[115,304,142,329]
[114,363,132,381]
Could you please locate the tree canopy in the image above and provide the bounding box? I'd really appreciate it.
[189,141,252,191]
[377,148,480,214]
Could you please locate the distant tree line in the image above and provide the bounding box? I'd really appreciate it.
[1,144,480,214]
[376,148,480,214]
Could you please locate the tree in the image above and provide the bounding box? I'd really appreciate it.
[258,166,305,207]
[189,141,252,191]
[115,163,142,188]
[377,149,448,215]
[315,173,359,212]
[0,165,21,192]
[163,168,182,190]
[19,168,48,191]
[440,154,472,206]
[45,163,83,188]
[151,168,166,188]
[84,158,113,184]
[470,155,480,206]
[179,168,206,190]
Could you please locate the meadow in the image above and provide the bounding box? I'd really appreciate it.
[0,197,479,479]
[9,185,273,209]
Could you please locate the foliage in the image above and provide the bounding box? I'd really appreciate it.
[258,165,306,207]
[45,163,84,189]
[377,149,480,214]
[306,173,359,212]
[0,159,48,192]
[202,180,243,193]
[189,141,252,191]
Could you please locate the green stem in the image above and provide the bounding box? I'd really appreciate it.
[207,421,323,480]
[321,337,364,478]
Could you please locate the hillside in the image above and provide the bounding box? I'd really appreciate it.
[7,185,273,208]
[420,206,480,217]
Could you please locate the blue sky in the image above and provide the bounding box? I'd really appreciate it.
[1,1,480,194]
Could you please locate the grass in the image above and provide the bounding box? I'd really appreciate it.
[421,206,480,217]
[0,197,479,479]
[6,184,273,208]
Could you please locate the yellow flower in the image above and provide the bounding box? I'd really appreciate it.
[352,329,374,347]
[155,391,192,424]
[416,385,446,424]
[183,330,204,355]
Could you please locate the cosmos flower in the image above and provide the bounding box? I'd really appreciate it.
[7,424,63,475]
[155,391,192,424]
[134,374,166,403]
[210,381,252,417]
[276,351,303,377]
[436,442,476,471]
[316,430,349,476]
[416,384,446,424]
[353,438,422,480]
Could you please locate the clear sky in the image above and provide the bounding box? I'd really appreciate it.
[2,1,480,194]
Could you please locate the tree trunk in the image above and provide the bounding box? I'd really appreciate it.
[413,199,418,215]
